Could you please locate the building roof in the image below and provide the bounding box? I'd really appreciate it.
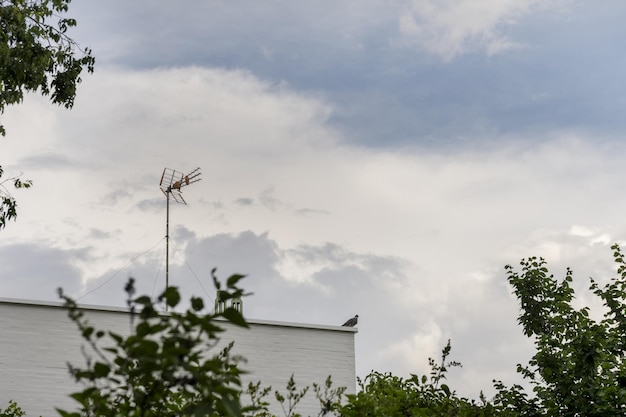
[0,296,358,333]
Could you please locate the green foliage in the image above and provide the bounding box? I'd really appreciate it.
[340,340,506,417]
[0,0,95,130]
[243,375,345,417]
[0,401,25,417]
[243,381,273,417]
[0,165,31,229]
[0,0,93,229]
[56,269,250,417]
[495,244,626,416]
[274,374,309,417]
[312,376,346,417]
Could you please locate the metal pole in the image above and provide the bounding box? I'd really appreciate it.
[165,187,170,311]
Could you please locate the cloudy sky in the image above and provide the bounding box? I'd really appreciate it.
[2,0,626,398]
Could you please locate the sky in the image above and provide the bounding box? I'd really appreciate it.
[2,0,626,399]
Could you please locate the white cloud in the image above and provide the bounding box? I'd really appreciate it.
[3,65,626,397]
[570,224,594,237]
[396,0,555,59]
[378,320,444,374]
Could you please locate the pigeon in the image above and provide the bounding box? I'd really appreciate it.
[342,314,358,327]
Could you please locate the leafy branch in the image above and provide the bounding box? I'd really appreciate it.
[57,271,250,417]
[0,166,32,229]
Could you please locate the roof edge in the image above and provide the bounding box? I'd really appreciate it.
[0,297,358,333]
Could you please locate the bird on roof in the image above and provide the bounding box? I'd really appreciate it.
[342,314,358,327]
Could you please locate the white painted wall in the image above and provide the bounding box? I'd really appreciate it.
[0,299,356,417]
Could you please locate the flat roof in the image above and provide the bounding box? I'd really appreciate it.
[0,297,358,333]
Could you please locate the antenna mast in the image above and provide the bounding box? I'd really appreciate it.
[159,167,201,304]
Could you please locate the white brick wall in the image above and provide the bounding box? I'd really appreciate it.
[0,299,356,417]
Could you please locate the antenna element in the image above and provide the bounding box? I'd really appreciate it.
[159,167,201,308]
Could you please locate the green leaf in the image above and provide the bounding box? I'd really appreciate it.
[56,409,81,417]
[93,362,110,378]
[191,297,204,311]
[226,273,246,288]
[193,402,212,417]
[221,307,249,328]
[220,394,242,417]
[109,331,123,344]
[136,321,151,337]
[134,295,152,306]
[161,286,181,307]
[81,326,94,339]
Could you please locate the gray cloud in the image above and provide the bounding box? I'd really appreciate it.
[4,0,626,399]
[100,189,133,206]
[235,198,254,206]
[172,225,196,242]
[88,228,112,239]
[70,229,425,369]
[0,244,85,301]
[68,0,626,148]
[135,197,164,212]
[295,208,329,216]
[259,187,280,211]
[17,152,88,171]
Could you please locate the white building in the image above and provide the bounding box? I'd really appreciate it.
[0,298,357,417]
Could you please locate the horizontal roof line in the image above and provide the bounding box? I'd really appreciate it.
[0,297,358,333]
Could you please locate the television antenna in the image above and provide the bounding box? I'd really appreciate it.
[159,167,201,302]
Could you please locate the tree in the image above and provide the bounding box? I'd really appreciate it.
[243,374,346,417]
[57,270,250,417]
[0,0,95,229]
[0,400,26,417]
[0,166,30,229]
[340,340,508,417]
[494,244,626,416]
